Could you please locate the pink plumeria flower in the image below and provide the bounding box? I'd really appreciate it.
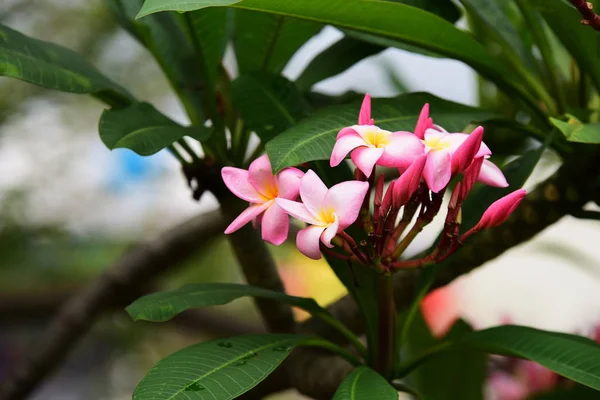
[330,94,423,177]
[276,170,369,260]
[221,154,304,245]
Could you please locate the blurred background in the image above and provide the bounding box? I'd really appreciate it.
[1,0,600,399]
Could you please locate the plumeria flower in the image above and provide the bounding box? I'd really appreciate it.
[221,154,304,245]
[330,94,423,177]
[276,170,369,260]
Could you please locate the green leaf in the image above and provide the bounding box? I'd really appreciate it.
[266,92,496,172]
[550,116,600,144]
[0,23,132,106]
[332,367,398,400]
[530,385,600,400]
[231,73,310,142]
[403,316,486,400]
[135,0,543,114]
[296,36,386,91]
[459,325,600,391]
[134,334,310,400]
[126,282,325,322]
[528,0,600,93]
[393,0,460,23]
[234,11,322,74]
[99,102,211,156]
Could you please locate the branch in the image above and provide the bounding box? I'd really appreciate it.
[570,0,600,31]
[0,211,225,400]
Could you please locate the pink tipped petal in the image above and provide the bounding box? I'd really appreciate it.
[442,132,491,158]
[393,155,426,207]
[421,285,460,338]
[276,167,304,199]
[424,129,447,143]
[476,189,527,230]
[351,146,384,177]
[330,133,366,167]
[248,154,277,198]
[459,157,484,202]
[451,127,484,174]
[297,225,325,260]
[222,167,265,203]
[358,93,372,125]
[299,170,328,216]
[414,103,430,139]
[423,150,452,193]
[478,159,508,187]
[321,214,340,248]
[275,198,319,225]
[261,203,289,245]
[337,126,360,140]
[324,181,370,229]
[377,132,425,169]
[224,201,271,234]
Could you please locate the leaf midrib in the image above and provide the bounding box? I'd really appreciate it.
[349,367,366,400]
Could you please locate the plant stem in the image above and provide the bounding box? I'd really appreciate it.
[375,272,395,380]
[167,145,189,165]
[395,341,453,378]
[303,338,363,367]
[316,311,368,360]
[177,138,202,163]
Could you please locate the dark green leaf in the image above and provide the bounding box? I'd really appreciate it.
[99,102,211,156]
[393,0,460,23]
[266,92,496,172]
[459,325,600,391]
[0,23,132,106]
[296,36,386,91]
[550,116,600,144]
[231,73,310,142]
[530,385,600,400]
[126,282,325,322]
[403,316,486,400]
[134,334,309,400]
[332,367,398,400]
[528,0,600,93]
[234,11,322,74]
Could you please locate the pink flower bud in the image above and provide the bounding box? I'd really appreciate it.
[459,156,484,203]
[393,155,426,208]
[358,93,374,125]
[414,103,432,139]
[452,126,484,174]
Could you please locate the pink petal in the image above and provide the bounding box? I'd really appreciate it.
[221,167,265,203]
[224,201,271,234]
[299,170,328,217]
[459,156,484,202]
[442,131,491,158]
[450,126,484,174]
[351,146,384,177]
[275,198,319,225]
[330,133,366,167]
[423,150,452,193]
[358,93,374,125]
[323,180,370,229]
[276,167,304,199]
[393,155,426,207]
[297,225,325,260]
[261,203,289,245]
[424,129,448,143]
[421,285,460,338]
[478,159,508,187]
[488,373,528,400]
[377,131,425,169]
[414,103,430,139]
[476,189,527,230]
[336,126,359,140]
[252,213,263,229]
[321,213,340,247]
[248,154,277,198]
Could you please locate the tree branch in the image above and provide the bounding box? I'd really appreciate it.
[570,0,600,31]
[0,211,225,400]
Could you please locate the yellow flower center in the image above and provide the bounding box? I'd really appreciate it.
[259,182,279,200]
[363,127,391,148]
[317,209,337,225]
[423,136,450,151]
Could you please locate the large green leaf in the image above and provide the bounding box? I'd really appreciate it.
[394,0,460,23]
[528,0,600,93]
[99,102,211,156]
[459,325,600,391]
[266,92,496,172]
[135,0,542,112]
[234,10,322,74]
[126,282,326,322]
[332,367,398,400]
[134,334,312,400]
[231,73,310,142]
[0,23,132,106]
[550,116,600,144]
[296,36,386,91]
[403,316,486,400]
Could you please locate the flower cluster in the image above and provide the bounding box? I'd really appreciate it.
[222,94,526,267]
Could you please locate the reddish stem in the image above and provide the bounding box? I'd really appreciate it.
[570,0,600,31]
